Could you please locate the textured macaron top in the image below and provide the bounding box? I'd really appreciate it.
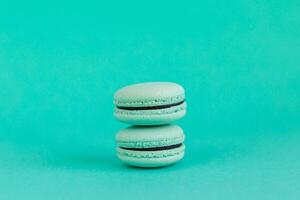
[116,125,184,149]
[114,82,185,107]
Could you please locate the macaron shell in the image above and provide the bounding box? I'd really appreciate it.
[116,124,185,148]
[114,82,185,107]
[117,135,184,149]
[118,152,184,168]
[117,144,185,158]
[114,102,186,126]
[117,145,185,168]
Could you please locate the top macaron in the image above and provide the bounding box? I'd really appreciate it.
[114,82,186,125]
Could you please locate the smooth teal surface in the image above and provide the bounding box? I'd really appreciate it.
[0,1,300,199]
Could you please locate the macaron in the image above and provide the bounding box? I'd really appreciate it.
[114,82,186,125]
[116,124,185,168]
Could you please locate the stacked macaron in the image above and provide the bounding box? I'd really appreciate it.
[114,82,186,168]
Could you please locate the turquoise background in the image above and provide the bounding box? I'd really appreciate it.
[1,1,300,199]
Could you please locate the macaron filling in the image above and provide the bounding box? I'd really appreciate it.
[119,143,182,151]
[116,100,185,111]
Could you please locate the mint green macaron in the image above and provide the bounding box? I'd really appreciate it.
[116,125,185,168]
[114,82,186,125]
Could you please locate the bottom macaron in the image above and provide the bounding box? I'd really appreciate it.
[116,125,185,168]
